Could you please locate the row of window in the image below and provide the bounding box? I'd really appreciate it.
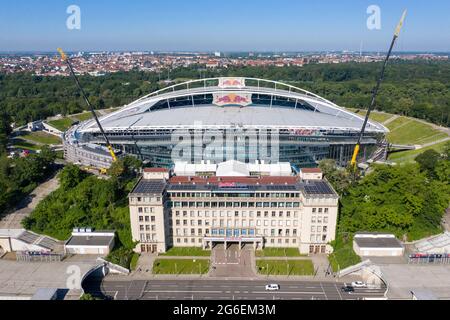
[139,233,157,242]
[171,201,301,208]
[168,192,300,198]
[172,210,300,218]
[133,197,161,203]
[139,224,156,231]
[138,215,156,222]
[311,225,328,233]
[173,219,300,228]
[312,208,329,214]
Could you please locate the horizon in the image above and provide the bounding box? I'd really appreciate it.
[1,0,450,52]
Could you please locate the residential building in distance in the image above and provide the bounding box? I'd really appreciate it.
[129,161,338,254]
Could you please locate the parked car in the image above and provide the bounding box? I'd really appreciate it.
[351,281,366,288]
[341,286,355,293]
[265,284,280,291]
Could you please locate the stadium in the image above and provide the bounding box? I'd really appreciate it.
[63,77,388,169]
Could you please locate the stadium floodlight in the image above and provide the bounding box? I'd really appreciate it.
[350,10,407,167]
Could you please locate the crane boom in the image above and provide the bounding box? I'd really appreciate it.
[350,10,407,167]
[57,48,117,162]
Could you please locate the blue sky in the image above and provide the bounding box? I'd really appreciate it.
[0,0,449,52]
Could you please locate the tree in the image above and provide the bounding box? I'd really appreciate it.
[415,149,441,176]
[58,164,87,190]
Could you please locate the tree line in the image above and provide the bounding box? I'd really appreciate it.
[1,60,449,132]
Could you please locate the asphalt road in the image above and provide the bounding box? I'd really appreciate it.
[83,279,387,300]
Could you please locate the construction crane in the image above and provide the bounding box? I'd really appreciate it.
[350,10,407,167]
[57,48,118,163]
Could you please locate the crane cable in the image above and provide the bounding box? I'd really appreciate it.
[350,10,407,167]
[57,48,118,162]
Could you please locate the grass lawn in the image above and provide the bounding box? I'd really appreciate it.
[345,108,393,124]
[71,112,93,122]
[328,240,361,273]
[21,131,62,145]
[152,259,210,274]
[47,118,74,131]
[368,112,393,124]
[160,247,211,256]
[256,260,314,276]
[388,140,450,163]
[255,247,304,257]
[12,141,41,151]
[130,253,140,271]
[386,117,446,145]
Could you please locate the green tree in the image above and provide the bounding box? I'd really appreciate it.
[415,149,441,176]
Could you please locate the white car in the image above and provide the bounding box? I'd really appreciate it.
[351,281,366,288]
[265,284,280,291]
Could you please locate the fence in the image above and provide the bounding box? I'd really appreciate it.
[408,253,450,264]
[16,251,65,262]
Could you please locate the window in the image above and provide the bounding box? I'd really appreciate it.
[312,208,316,213]
[139,225,144,231]
[138,207,143,213]
[324,208,329,214]
[138,216,143,222]
[318,208,323,213]
[324,217,328,223]
[151,216,155,222]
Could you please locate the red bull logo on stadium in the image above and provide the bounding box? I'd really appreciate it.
[213,93,252,107]
[218,77,246,88]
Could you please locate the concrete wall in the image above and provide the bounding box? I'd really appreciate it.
[353,241,404,257]
[0,238,12,252]
[65,246,111,255]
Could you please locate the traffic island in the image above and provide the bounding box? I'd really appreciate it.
[152,258,210,274]
[256,259,314,276]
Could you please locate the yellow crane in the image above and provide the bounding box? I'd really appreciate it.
[57,48,118,163]
[350,10,407,167]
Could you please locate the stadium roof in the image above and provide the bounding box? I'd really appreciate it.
[76,77,388,134]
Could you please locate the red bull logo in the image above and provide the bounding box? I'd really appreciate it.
[213,93,252,106]
[218,77,245,88]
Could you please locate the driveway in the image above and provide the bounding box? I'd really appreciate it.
[209,243,256,278]
[0,173,60,229]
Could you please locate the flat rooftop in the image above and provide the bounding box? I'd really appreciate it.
[130,179,166,195]
[66,234,114,247]
[354,236,403,249]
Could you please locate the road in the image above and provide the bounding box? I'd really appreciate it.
[83,279,386,300]
[0,171,60,229]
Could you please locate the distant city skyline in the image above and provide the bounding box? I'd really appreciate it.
[1,0,449,52]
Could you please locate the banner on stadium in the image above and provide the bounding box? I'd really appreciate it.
[213,92,252,107]
[218,77,246,88]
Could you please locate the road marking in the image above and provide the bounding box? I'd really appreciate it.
[144,290,222,293]
[334,283,343,300]
[320,282,328,300]
[253,291,325,295]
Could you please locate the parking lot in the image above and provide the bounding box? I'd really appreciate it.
[0,255,100,299]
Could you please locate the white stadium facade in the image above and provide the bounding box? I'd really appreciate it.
[63,77,388,169]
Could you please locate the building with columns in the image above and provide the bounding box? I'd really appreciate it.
[129,162,339,254]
